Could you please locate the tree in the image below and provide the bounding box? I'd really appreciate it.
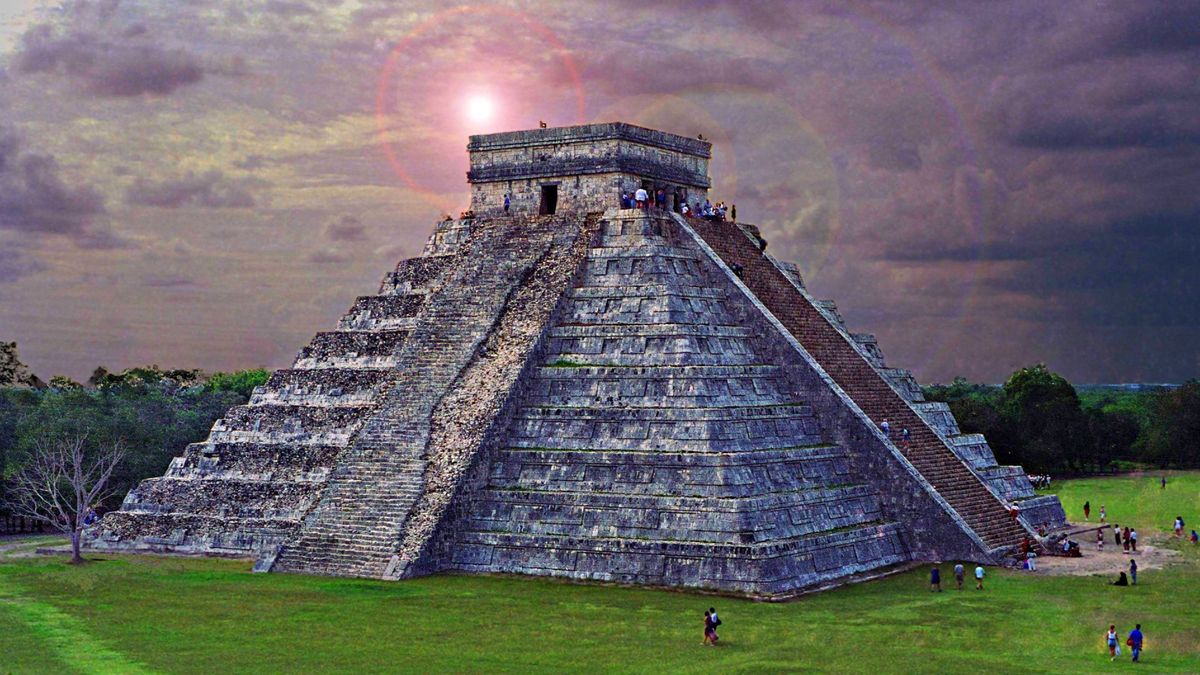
[4,433,125,563]
[205,369,270,398]
[0,341,43,388]
[1001,364,1089,472]
[1142,381,1200,468]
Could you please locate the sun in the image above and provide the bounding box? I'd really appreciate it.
[465,94,496,123]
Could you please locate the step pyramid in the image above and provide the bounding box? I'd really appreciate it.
[89,123,1065,597]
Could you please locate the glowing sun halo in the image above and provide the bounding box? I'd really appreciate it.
[465,94,496,123]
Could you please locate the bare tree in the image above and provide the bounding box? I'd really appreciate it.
[6,434,125,564]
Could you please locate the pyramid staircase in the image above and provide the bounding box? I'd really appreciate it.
[87,254,453,556]
[685,217,1030,551]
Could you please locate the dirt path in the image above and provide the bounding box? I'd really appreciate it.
[1032,526,1182,577]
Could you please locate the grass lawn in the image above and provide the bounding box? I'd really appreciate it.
[2,474,1198,674]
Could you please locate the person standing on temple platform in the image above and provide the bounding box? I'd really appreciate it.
[731,204,736,222]
[503,193,510,213]
[655,187,666,210]
[635,187,649,209]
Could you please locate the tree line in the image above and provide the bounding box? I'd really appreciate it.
[924,364,1200,474]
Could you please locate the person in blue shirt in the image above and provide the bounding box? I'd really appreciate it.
[1128,624,1144,662]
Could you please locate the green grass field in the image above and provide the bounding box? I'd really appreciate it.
[2,473,1198,674]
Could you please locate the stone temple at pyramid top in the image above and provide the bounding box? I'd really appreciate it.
[467,122,712,217]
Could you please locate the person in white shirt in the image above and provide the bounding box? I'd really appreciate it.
[634,187,648,209]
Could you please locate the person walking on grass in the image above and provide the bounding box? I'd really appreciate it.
[1191,529,1198,545]
[1130,528,1138,552]
[975,565,985,590]
[1174,516,1185,538]
[1106,625,1119,661]
[702,610,718,646]
[954,563,964,590]
[1128,624,1144,662]
[1099,505,1106,523]
[930,565,942,592]
[1084,501,1091,521]
[709,607,721,639]
[1161,476,1167,489]
[1130,558,1137,585]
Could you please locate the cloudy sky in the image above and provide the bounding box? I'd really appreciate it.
[1,0,1197,384]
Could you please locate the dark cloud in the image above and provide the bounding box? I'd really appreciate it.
[264,1,318,17]
[125,170,257,209]
[323,216,368,242]
[1101,3,1200,58]
[0,248,46,284]
[0,127,110,241]
[14,23,205,97]
[308,250,351,264]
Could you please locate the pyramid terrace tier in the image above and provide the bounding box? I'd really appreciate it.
[250,368,391,405]
[91,511,297,557]
[462,483,887,544]
[510,405,824,452]
[294,330,409,369]
[167,442,342,482]
[524,364,797,408]
[486,445,854,497]
[449,522,908,597]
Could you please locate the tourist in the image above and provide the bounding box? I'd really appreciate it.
[731,204,736,222]
[503,193,510,214]
[1106,624,1119,660]
[1122,526,1130,552]
[1128,624,1143,662]
[1026,551,1037,571]
[620,192,630,209]
[930,565,941,592]
[974,565,985,590]
[1112,572,1129,586]
[1130,558,1137,585]
[1191,529,1198,544]
[954,563,964,590]
[1130,528,1138,552]
[1084,501,1091,521]
[709,607,721,635]
[635,187,649,209]
[881,419,890,437]
[1113,524,1121,546]
[655,187,666,210]
[702,610,718,646]
[1097,528,1104,551]
[1174,516,1184,537]
[1099,505,1106,523]
[1161,476,1167,489]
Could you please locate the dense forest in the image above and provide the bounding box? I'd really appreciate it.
[924,364,1199,474]
[1,340,1197,521]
